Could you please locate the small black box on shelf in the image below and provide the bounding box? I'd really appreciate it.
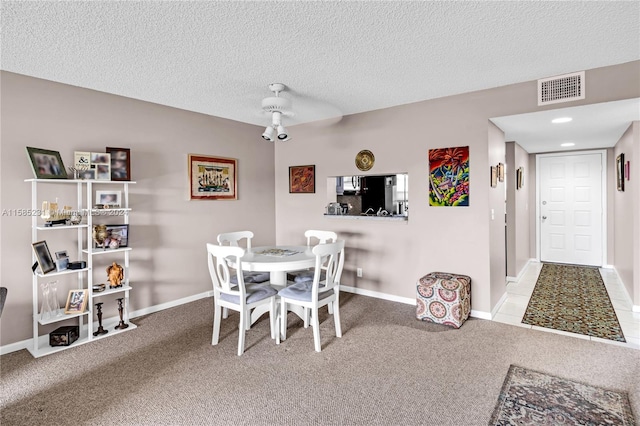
[68,261,86,270]
[49,326,79,347]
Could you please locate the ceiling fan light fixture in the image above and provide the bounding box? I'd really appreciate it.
[277,124,289,140]
[262,126,275,141]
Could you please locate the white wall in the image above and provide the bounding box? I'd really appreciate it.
[0,72,276,346]
[506,141,531,278]
[613,122,639,308]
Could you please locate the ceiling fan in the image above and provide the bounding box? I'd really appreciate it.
[261,83,294,142]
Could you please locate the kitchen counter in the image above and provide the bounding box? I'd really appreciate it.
[323,214,408,222]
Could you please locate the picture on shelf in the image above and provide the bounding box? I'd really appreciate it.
[95,190,122,207]
[26,147,68,179]
[94,224,129,249]
[31,240,56,274]
[106,147,131,181]
[55,250,68,260]
[64,289,88,314]
[90,152,111,181]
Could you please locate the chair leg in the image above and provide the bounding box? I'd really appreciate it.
[222,306,229,319]
[303,307,310,328]
[311,308,321,352]
[280,298,287,341]
[237,309,246,356]
[212,303,222,345]
[333,300,342,338]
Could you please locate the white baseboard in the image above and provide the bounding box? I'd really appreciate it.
[339,285,415,305]
[340,285,492,320]
[0,291,213,356]
[610,266,639,312]
[490,292,509,319]
[507,258,537,283]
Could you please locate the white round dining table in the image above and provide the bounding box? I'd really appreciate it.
[238,245,316,285]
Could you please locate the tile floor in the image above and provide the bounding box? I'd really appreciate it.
[493,261,640,350]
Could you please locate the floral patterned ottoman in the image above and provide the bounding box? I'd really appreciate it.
[416,272,471,328]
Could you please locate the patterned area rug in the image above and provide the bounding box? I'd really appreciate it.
[489,365,636,425]
[522,263,626,342]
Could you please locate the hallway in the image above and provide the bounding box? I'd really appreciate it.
[493,262,640,349]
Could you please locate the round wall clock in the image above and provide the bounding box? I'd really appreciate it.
[355,150,375,171]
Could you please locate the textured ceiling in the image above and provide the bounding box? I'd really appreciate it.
[2,1,639,145]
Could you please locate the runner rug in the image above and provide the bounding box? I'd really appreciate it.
[489,365,635,425]
[521,263,626,342]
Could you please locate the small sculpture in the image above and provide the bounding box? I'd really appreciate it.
[93,224,108,248]
[106,262,124,288]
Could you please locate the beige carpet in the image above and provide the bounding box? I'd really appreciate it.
[1,293,638,425]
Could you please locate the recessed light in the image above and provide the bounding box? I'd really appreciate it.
[552,117,572,124]
[561,142,575,147]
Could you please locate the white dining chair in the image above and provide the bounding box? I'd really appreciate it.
[278,240,345,352]
[217,231,270,320]
[206,243,279,356]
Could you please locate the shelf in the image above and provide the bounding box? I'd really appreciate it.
[92,285,133,298]
[83,247,132,255]
[36,267,89,278]
[36,224,89,230]
[25,179,137,184]
[37,310,88,325]
[90,208,132,214]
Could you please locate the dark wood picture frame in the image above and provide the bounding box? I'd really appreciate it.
[490,166,497,188]
[106,147,131,181]
[616,153,625,191]
[188,154,237,200]
[26,147,67,179]
[31,240,56,274]
[289,165,316,193]
[516,167,524,190]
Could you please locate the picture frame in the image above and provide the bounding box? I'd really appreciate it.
[90,152,111,181]
[188,154,237,200]
[31,240,56,275]
[26,147,68,179]
[616,153,624,191]
[64,289,88,314]
[55,250,68,260]
[289,165,316,193]
[497,163,505,182]
[95,190,122,207]
[625,160,630,181]
[490,166,497,188]
[94,224,129,249]
[106,147,131,181]
[516,167,524,190]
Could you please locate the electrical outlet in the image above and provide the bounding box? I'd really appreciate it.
[357,268,363,278]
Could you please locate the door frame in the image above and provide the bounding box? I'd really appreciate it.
[535,149,608,266]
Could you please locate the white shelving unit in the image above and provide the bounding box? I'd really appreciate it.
[27,179,136,357]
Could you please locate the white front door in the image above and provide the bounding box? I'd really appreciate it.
[538,151,605,266]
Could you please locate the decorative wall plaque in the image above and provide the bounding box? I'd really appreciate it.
[355,150,375,171]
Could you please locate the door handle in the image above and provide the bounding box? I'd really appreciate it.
[542,216,547,220]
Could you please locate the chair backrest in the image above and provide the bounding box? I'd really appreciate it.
[305,230,337,246]
[206,243,246,301]
[311,240,345,297]
[217,231,254,249]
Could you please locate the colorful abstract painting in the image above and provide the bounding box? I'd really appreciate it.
[429,146,469,206]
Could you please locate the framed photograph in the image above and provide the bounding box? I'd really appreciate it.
[78,169,96,180]
[31,241,56,275]
[616,153,624,191]
[90,152,111,181]
[26,147,67,179]
[188,154,237,200]
[289,165,315,193]
[497,163,505,182]
[95,224,129,249]
[95,190,122,207]
[55,250,68,260]
[64,289,88,314]
[516,167,524,190]
[106,147,131,181]
[55,257,69,272]
[490,166,497,188]
[625,160,630,181]
[74,151,91,169]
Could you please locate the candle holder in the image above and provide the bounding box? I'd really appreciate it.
[93,302,108,336]
[115,298,129,330]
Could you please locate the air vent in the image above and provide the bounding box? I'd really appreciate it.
[538,71,585,106]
